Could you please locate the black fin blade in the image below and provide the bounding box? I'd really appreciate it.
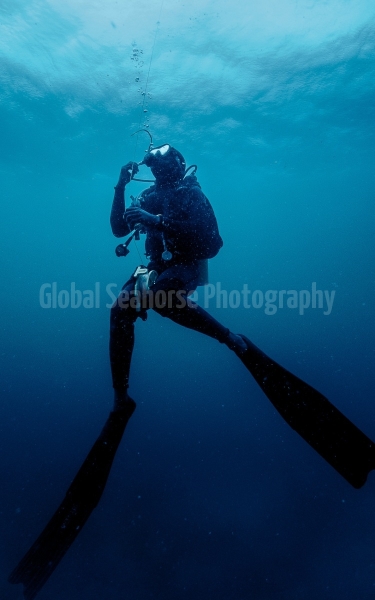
[238,336,375,489]
[9,404,135,600]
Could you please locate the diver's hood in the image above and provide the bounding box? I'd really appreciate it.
[143,144,186,183]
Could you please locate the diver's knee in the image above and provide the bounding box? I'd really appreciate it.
[110,298,137,330]
[111,288,135,314]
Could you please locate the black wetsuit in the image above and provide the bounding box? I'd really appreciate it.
[109,176,229,391]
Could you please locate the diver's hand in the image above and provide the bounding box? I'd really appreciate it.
[125,207,160,230]
[117,162,139,187]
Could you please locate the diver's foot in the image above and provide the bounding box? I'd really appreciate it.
[226,332,248,354]
[113,390,136,414]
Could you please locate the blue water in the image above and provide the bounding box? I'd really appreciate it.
[1,1,375,599]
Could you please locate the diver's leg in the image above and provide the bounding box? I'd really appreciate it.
[153,292,247,352]
[109,287,138,410]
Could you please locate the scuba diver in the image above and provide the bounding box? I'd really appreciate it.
[9,136,375,600]
[109,141,247,413]
[109,137,375,488]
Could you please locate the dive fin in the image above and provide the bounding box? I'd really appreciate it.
[8,402,136,600]
[237,335,375,489]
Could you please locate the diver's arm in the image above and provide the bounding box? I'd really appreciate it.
[110,185,130,237]
[110,162,139,238]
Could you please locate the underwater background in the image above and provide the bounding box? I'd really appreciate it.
[1,0,375,598]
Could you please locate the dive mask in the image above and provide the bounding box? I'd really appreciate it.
[141,144,171,167]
